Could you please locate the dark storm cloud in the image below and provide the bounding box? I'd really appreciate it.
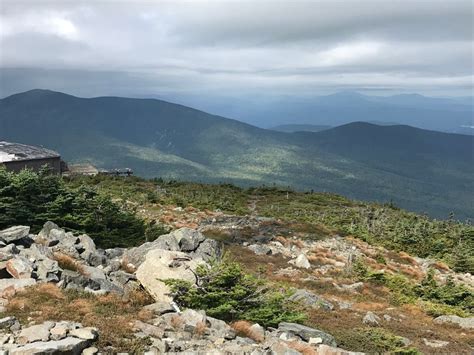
[0,0,472,97]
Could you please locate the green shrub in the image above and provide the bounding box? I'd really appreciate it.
[164,257,305,327]
[0,168,146,248]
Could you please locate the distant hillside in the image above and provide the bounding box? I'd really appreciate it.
[221,92,473,134]
[271,124,331,133]
[1,89,473,219]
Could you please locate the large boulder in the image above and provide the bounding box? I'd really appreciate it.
[5,256,34,279]
[173,228,205,252]
[434,315,474,329]
[191,238,223,261]
[288,289,334,311]
[17,322,55,344]
[124,228,222,268]
[136,249,205,303]
[0,279,36,298]
[9,337,90,354]
[277,322,337,346]
[0,226,30,244]
[289,254,311,269]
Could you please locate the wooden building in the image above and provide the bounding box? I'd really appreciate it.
[0,141,62,173]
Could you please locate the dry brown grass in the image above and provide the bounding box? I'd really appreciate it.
[398,252,418,266]
[398,264,424,280]
[231,320,264,343]
[286,340,317,355]
[5,284,152,353]
[52,252,85,274]
[432,261,450,272]
[170,314,184,330]
[120,257,137,274]
[275,236,290,247]
[194,321,207,337]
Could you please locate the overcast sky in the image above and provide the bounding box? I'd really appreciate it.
[0,0,473,100]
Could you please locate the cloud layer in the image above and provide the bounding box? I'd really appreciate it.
[0,0,472,98]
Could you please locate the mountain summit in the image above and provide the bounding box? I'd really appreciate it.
[1,90,473,219]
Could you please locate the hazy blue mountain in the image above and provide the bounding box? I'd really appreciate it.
[271,124,332,133]
[1,89,473,219]
[179,91,473,134]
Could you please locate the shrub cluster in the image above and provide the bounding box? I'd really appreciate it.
[165,257,305,327]
[0,167,148,248]
[353,259,473,316]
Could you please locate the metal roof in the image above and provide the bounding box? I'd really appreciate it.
[0,141,60,163]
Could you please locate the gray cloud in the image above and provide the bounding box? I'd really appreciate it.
[0,0,472,99]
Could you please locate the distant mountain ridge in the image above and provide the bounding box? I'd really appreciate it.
[1,89,473,219]
[196,91,473,135]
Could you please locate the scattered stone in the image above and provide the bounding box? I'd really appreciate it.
[17,321,55,344]
[363,311,380,326]
[248,244,272,256]
[134,320,164,339]
[143,302,176,315]
[423,338,449,348]
[136,249,205,303]
[69,327,98,341]
[288,289,334,311]
[316,344,366,354]
[278,322,337,346]
[180,309,207,331]
[82,347,99,355]
[0,278,36,297]
[289,254,311,269]
[10,337,90,354]
[0,226,30,244]
[6,257,34,279]
[0,316,17,329]
[434,315,474,329]
[249,323,265,340]
[337,301,353,310]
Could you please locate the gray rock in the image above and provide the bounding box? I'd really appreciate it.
[339,282,364,292]
[82,347,99,355]
[174,228,206,252]
[248,244,272,256]
[50,322,75,341]
[0,316,17,329]
[434,315,474,329]
[35,258,61,282]
[109,270,137,286]
[0,226,30,243]
[289,254,311,269]
[10,336,90,354]
[423,338,449,348]
[180,309,207,331]
[17,321,55,344]
[0,278,36,297]
[76,234,97,262]
[317,344,366,355]
[0,244,19,261]
[37,221,59,242]
[69,327,98,340]
[278,322,337,346]
[206,316,236,339]
[143,302,176,315]
[133,320,164,338]
[136,249,205,303]
[288,289,334,311]
[191,239,223,262]
[249,323,265,341]
[5,256,34,279]
[81,265,106,280]
[363,311,380,326]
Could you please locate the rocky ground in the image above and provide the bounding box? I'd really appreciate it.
[0,207,472,354]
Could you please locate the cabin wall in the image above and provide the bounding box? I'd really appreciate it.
[1,157,61,174]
